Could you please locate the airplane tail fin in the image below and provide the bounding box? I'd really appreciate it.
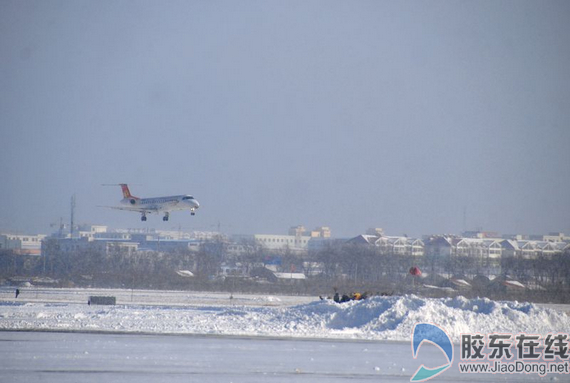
[101,184,140,199]
[119,184,139,199]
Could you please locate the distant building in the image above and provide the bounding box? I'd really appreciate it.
[348,233,425,256]
[500,240,569,260]
[455,238,503,259]
[347,234,379,246]
[310,226,331,238]
[77,225,109,239]
[288,225,331,238]
[422,234,569,261]
[273,272,306,282]
[234,226,333,254]
[461,231,500,239]
[44,236,138,256]
[288,225,307,237]
[42,224,214,256]
[94,232,132,241]
[423,236,456,258]
[0,233,46,255]
[140,239,200,253]
[254,234,311,252]
[366,228,384,236]
[251,267,306,283]
[543,232,570,242]
[307,237,341,252]
[502,233,544,241]
[378,237,425,256]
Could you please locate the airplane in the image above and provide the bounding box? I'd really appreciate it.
[103,184,200,222]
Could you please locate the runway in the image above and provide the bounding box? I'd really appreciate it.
[0,331,550,382]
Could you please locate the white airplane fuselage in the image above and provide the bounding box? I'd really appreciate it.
[120,195,200,213]
[109,184,200,221]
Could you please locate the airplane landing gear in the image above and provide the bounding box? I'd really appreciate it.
[163,213,169,221]
[191,208,196,216]
[141,214,147,222]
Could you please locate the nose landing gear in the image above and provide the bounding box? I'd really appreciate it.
[163,213,169,221]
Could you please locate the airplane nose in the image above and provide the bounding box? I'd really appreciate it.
[194,200,200,208]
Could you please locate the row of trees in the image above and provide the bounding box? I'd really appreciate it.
[311,242,570,301]
[1,238,569,302]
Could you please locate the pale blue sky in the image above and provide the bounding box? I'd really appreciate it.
[1,1,569,237]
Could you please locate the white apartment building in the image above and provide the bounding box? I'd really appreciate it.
[502,240,569,259]
[254,234,311,252]
[0,233,47,255]
[455,238,503,259]
[349,234,425,256]
[45,237,138,256]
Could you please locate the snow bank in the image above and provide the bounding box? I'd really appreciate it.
[1,295,568,342]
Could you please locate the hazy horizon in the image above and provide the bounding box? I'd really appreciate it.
[2,1,569,238]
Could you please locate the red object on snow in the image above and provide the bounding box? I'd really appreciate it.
[409,266,422,276]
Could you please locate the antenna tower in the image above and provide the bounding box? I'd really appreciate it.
[70,194,76,238]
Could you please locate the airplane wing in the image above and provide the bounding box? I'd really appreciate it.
[97,205,160,213]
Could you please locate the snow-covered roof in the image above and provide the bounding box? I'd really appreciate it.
[503,240,569,252]
[348,235,379,245]
[450,278,471,287]
[428,236,453,246]
[503,280,525,289]
[176,270,195,278]
[456,238,502,247]
[501,240,519,250]
[273,272,306,280]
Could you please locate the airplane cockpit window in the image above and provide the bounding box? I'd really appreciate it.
[182,196,194,200]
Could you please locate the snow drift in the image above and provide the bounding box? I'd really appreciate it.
[1,295,568,342]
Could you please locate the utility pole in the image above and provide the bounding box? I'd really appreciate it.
[70,195,76,238]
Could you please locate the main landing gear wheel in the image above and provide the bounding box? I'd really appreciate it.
[163,214,169,221]
[141,214,147,222]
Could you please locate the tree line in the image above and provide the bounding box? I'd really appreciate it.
[1,238,568,303]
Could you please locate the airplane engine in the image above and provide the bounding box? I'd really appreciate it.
[130,199,137,205]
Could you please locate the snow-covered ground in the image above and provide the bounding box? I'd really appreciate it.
[1,331,552,383]
[1,287,569,342]
[0,287,313,308]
